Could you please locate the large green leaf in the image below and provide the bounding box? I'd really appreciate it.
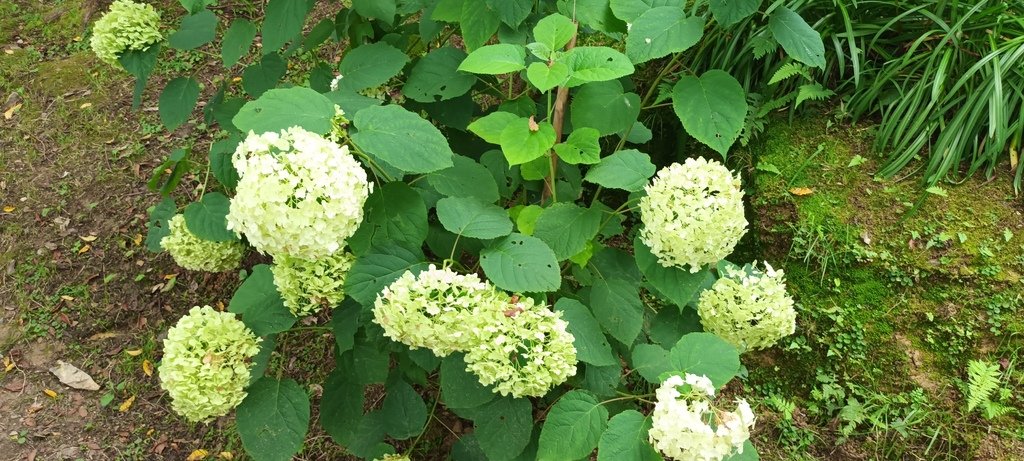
[221,18,257,67]
[145,197,177,252]
[168,9,218,50]
[537,390,608,461]
[338,42,410,92]
[554,299,617,366]
[236,377,310,461]
[247,334,276,386]
[553,127,601,164]
[557,0,626,34]
[669,332,741,388]
[486,0,532,28]
[241,52,286,97]
[351,105,455,173]
[563,47,635,87]
[233,87,335,134]
[532,203,602,260]
[625,7,703,64]
[634,236,709,307]
[428,155,501,203]
[671,69,746,156]
[381,380,427,440]
[262,0,313,52]
[474,397,534,461]
[229,265,296,336]
[459,44,527,74]
[345,243,428,306]
[500,117,557,165]
[571,80,641,136]
[159,77,200,131]
[592,278,644,345]
[119,44,160,108]
[182,192,236,242]
[353,0,396,23]
[769,6,825,68]
[709,0,761,26]
[609,0,683,22]
[330,300,361,355]
[583,149,655,191]
[480,233,561,292]
[320,369,365,447]
[527,61,571,92]
[630,343,671,383]
[403,47,476,103]
[725,441,760,461]
[441,354,496,409]
[533,13,577,51]
[179,0,215,14]
[348,182,429,254]
[436,197,513,240]
[460,0,500,50]
[469,111,519,144]
[597,410,660,461]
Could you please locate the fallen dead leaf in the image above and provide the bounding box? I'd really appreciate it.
[133,233,143,246]
[118,395,136,412]
[3,356,14,372]
[43,389,58,399]
[78,245,91,254]
[2,205,14,213]
[125,349,143,357]
[80,235,98,242]
[3,103,21,119]
[3,379,25,392]
[88,332,119,341]
[142,360,153,377]
[187,449,209,461]
[80,102,92,109]
[219,452,233,460]
[789,187,814,196]
[49,361,101,391]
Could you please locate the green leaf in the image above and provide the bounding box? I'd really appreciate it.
[533,13,577,51]
[768,6,825,68]
[403,47,476,103]
[182,192,236,242]
[436,197,514,239]
[583,363,622,397]
[469,111,519,144]
[460,0,500,51]
[563,47,635,87]
[725,441,760,461]
[570,80,641,136]
[630,343,671,383]
[229,265,296,336]
[236,377,310,461]
[527,62,570,92]
[158,77,200,131]
[634,236,710,307]
[515,205,544,235]
[592,279,644,345]
[650,305,702,347]
[325,88,382,115]
[221,18,257,67]
[669,332,741,388]
[597,410,660,461]
[584,149,655,191]
[320,369,365,447]
[533,203,602,260]
[554,299,617,366]
[558,0,627,34]
[671,69,746,156]
[381,380,427,440]
[345,243,428,306]
[480,233,561,292]
[331,300,361,355]
[119,44,160,78]
[262,0,313,52]
[475,397,534,461]
[208,136,240,189]
[609,0,683,22]
[709,0,760,26]
[349,342,390,385]
[486,0,532,28]
[428,155,501,203]
[338,42,410,91]
[441,354,496,409]
[233,87,335,134]
[348,182,428,255]
[500,117,556,165]
[537,390,608,461]
[168,9,218,50]
[145,197,177,252]
[351,105,455,173]
[458,44,527,74]
[346,410,388,458]
[248,335,276,386]
[553,127,601,164]
[241,52,286,97]
[302,18,335,52]
[353,0,396,24]
[179,0,215,14]
[625,7,703,64]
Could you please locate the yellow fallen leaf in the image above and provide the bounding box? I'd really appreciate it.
[2,205,14,212]
[232,77,242,83]
[187,449,210,461]
[44,389,58,399]
[80,235,98,242]
[219,452,233,460]
[78,245,91,254]
[216,301,225,311]
[60,295,75,302]
[73,36,82,42]
[3,49,12,55]
[146,428,155,436]
[133,234,143,246]
[3,356,14,372]
[3,103,21,120]
[118,395,136,412]
[125,349,143,356]
[142,360,153,377]
[163,273,178,280]
[80,102,92,109]
[789,187,814,196]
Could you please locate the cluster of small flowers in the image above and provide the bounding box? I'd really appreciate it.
[372,454,410,461]
[272,251,356,317]
[160,214,244,272]
[649,374,755,461]
[639,158,747,273]
[373,266,577,397]
[226,127,372,260]
[698,262,796,351]
[90,0,162,67]
[158,306,261,423]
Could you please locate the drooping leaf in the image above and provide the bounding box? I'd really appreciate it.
[458,44,527,74]
[609,0,683,22]
[320,369,365,447]
[625,7,703,64]
[404,47,476,103]
[262,0,314,52]
[145,197,177,252]
[499,117,557,165]
[532,203,602,260]
[441,354,496,409]
[597,410,660,461]
[119,44,160,108]
[671,69,746,156]
[349,182,428,254]
[351,105,455,173]
[233,86,336,134]
[229,265,297,336]
[768,6,825,68]
[236,377,310,461]
[571,80,641,136]
[221,18,257,67]
[480,233,561,292]
[182,192,237,242]
[558,0,626,34]
[709,0,761,26]
[537,390,608,461]
[159,77,200,131]
[469,111,519,144]
[460,0,500,50]
[381,380,428,440]
[669,332,741,388]
[345,243,428,306]
[554,299,617,366]
[486,0,532,28]
[591,278,644,345]
[247,334,276,386]
[584,149,655,191]
[436,197,514,240]
[427,155,501,203]
[338,42,410,92]
[353,0,396,24]
[331,300,361,355]
[241,52,286,97]
[168,9,218,50]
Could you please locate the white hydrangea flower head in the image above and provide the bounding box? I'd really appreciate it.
[90,0,162,67]
[698,262,796,351]
[464,297,578,398]
[372,265,507,357]
[159,306,261,423]
[649,374,755,461]
[227,127,372,259]
[639,158,747,273]
[272,251,355,317]
[329,74,344,92]
[160,214,245,272]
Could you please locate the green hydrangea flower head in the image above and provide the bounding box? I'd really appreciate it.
[639,157,747,273]
[160,214,245,272]
[272,251,355,317]
[372,265,508,357]
[697,262,796,351]
[372,455,410,461]
[90,0,163,67]
[464,296,578,398]
[159,305,261,423]
[648,373,755,461]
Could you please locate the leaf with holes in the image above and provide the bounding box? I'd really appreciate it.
[625,7,703,64]
[480,233,560,292]
[671,70,746,156]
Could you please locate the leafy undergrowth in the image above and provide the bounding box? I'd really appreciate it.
[745,116,1024,460]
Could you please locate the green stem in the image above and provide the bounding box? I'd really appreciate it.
[407,393,442,455]
[285,326,332,333]
[345,135,394,182]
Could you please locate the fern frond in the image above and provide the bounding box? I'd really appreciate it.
[769,63,809,85]
[751,35,778,59]
[967,359,1001,412]
[795,83,835,107]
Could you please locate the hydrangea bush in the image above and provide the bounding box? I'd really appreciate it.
[101,0,828,459]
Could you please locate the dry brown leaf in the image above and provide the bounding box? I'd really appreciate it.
[187,449,210,461]
[118,395,136,412]
[142,360,153,377]
[49,360,101,391]
[789,187,814,196]
[3,103,21,120]
[88,332,119,341]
